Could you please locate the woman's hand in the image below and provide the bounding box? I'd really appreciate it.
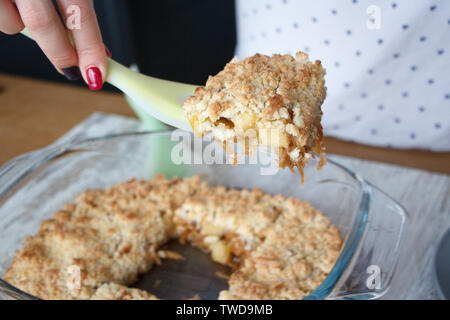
[0,0,110,90]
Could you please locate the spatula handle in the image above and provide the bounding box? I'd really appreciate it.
[20,29,193,131]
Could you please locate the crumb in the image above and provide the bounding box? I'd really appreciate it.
[153,280,162,288]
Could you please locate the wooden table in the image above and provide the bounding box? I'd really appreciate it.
[1,73,449,173]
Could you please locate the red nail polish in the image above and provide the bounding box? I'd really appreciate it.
[86,66,103,90]
[104,45,112,58]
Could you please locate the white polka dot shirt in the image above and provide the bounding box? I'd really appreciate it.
[235,0,450,151]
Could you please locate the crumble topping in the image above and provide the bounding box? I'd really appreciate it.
[184,52,327,181]
[4,175,341,300]
[90,283,158,300]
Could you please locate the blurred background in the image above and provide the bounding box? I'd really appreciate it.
[0,0,237,88]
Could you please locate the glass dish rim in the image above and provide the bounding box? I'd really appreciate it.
[0,130,376,300]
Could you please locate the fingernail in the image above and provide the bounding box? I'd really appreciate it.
[104,45,112,58]
[86,66,103,90]
[62,66,81,81]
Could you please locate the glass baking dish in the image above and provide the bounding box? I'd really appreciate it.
[0,131,406,300]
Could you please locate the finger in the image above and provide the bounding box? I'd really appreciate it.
[0,0,24,34]
[57,0,107,90]
[15,0,80,80]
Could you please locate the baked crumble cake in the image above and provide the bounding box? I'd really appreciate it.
[4,175,342,300]
[184,52,327,180]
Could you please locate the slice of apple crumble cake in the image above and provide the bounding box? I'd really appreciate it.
[184,52,327,180]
